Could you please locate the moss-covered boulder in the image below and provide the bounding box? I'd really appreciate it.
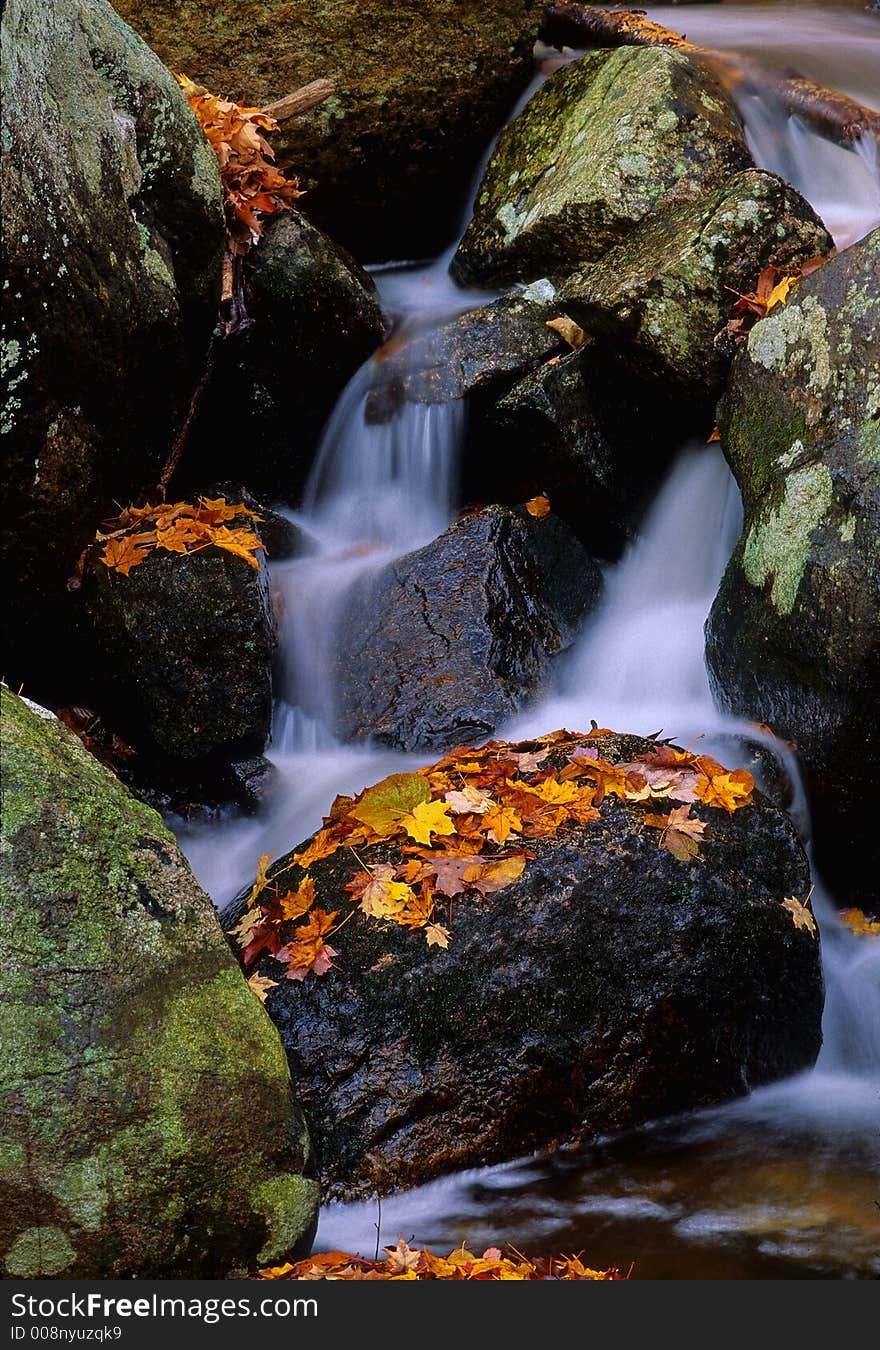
[190,212,386,497]
[81,520,276,780]
[451,46,752,287]
[110,0,546,261]
[334,505,602,751]
[0,690,318,1277]
[224,730,822,1201]
[1,0,225,702]
[705,228,880,904]
[557,170,833,406]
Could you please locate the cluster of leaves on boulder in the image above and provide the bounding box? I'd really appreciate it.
[228,726,819,1001]
[176,76,302,253]
[83,497,265,579]
[258,1238,626,1281]
[716,255,829,347]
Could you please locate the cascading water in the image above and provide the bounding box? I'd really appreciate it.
[178,4,880,1277]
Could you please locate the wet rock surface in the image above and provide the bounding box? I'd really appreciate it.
[110,0,546,260]
[225,731,823,1202]
[82,521,276,777]
[1,0,225,701]
[333,505,602,751]
[706,228,880,902]
[0,690,318,1277]
[190,213,386,497]
[452,46,752,287]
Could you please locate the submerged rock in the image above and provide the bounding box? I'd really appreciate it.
[557,170,833,406]
[706,228,880,902]
[191,213,386,497]
[0,690,318,1277]
[1,0,225,699]
[110,0,546,260]
[225,730,822,1202]
[452,46,751,287]
[333,505,602,751]
[82,515,276,777]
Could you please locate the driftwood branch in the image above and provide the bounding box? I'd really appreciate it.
[542,3,880,153]
[262,77,336,122]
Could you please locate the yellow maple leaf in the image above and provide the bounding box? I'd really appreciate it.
[246,851,275,907]
[781,895,817,936]
[247,972,278,1003]
[484,803,523,846]
[400,799,456,846]
[279,875,316,921]
[425,923,450,949]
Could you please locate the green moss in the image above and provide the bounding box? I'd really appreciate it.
[5,1227,77,1278]
[742,463,833,614]
[253,1175,322,1265]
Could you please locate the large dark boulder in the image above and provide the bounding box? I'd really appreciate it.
[0,690,318,1278]
[224,730,823,1202]
[557,170,833,408]
[452,46,752,287]
[110,0,547,260]
[1,0,225,701]
[368,288,679,556]
[706,228,880,904]
[81,514,276,780]
[333,505,602,751]
[189,212,387,497]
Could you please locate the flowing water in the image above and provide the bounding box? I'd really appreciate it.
[178,4,880,1278]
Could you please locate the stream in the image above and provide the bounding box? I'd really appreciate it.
[178,3,880,1278]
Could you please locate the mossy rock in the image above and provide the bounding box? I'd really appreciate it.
[706,228,880,904]
[452,46,752,287]
[557,169,833,406]
[0,690,318,1277]
[110,0,546,260]
[1,0,225,702]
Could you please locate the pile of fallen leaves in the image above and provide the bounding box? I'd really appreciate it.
[230,727,812,999]
[716,256,828,347]
[85,497,264,579]
[258,1238,626,1281]
[177,76,302,253]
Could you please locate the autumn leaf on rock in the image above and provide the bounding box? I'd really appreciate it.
[402,799,456,845]
[247,972,278,1003]
[351,772,431,838]
[525,494,551,518]
[545,316,586,349]
[645,805,705,861]
[463,853,527,895]
[695,767,753,813]
[444,785,495,815]
[346,866,416,920]
[484,803,523,845]
[425,923,450,949]
[276,909,339,980]
[246,852,275,908]
[101,534,150,576]
[781,895,817,937]
[279,875,316,922]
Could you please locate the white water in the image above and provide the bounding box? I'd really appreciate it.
[178,7,880,1276]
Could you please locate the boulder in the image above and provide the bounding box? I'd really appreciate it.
[705,228,880,903]
[368,288,677,556]
[0,690,318,1277]
[189,213,387,497]
[82,514,276,778]
[557,170,833,406]
[224,729,823,1201]
[1,0,225,701]
[451,46,752,287]
[333,505,602,751]
[110,0,547,260]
